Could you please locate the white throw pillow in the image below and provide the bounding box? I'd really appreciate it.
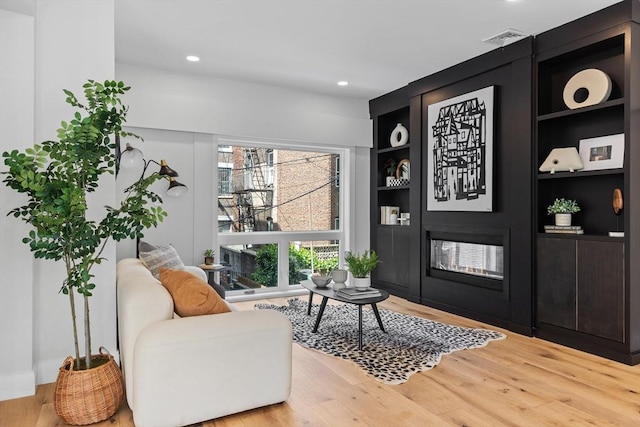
[138,241,184,279]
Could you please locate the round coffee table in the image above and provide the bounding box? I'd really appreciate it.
[301,280,389,350]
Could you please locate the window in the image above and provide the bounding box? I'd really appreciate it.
[218,166,232,195]
[219,144,340,233]
[216,139,346,298]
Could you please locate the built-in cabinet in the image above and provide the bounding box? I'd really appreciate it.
[369,0,639,364]
[537,237,624,342]
[534,0,639,364]
[369,89,421,302]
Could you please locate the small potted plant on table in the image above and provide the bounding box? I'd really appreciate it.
[344,250,380,291]
[547,198,580,226]
[204,249,215,265]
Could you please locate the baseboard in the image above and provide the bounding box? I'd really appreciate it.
[0,370,36,401]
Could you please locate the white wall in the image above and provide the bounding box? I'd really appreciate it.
[0,0,116,399]
[0,1,372,401]
[118,64,371,148]
[116,129,216,266]
[115,65,372,262]
[0,8,36,401]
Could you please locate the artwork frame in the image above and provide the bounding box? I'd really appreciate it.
[578,134,624,171]
[427,86,495,212]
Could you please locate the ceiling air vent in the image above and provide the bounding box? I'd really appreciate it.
[482,28,529,47]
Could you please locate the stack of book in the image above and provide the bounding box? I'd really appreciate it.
[380,206,399,225]
[544,225,584,234]
[336,287,382,300]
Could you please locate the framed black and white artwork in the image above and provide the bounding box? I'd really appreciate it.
[427,86,495,212]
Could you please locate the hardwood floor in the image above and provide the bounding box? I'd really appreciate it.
[2,295,639,426]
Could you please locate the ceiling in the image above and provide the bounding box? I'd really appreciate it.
[3,0,623,100]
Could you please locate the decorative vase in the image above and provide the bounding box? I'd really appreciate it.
[386,176,394,186]
[331,268,347,284]
[390,123,408,147]
[204,256,214,265]
[332,281,347,291]
[555,213,572,226]
[331,268,348,291]
[352,277,371,291]
[54,347,124,425]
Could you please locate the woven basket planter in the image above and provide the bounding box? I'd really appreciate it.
[54,347,124,425]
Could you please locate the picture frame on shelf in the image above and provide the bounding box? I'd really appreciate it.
[396,158,410,181]
[427,86,494,212]
[578,134,624,171]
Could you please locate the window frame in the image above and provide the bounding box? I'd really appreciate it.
[215,137,351,301]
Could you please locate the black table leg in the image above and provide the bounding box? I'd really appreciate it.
[307,291,313,315]
[371,303,386,332]
[312,296,328,333]
[358,305,363,351]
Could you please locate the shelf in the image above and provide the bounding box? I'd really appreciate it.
[537,168,623,180]
[537,98,624,122]
[377,185,410,191]
[378,145,410,154]
[377,224,411,229]
[537,233,624,242]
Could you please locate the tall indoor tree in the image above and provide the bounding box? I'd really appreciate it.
[2,80,166,369]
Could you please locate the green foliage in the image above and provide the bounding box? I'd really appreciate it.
[547,198,580,214]
[294,246,338,274]
[204,249,215,257]
[251,244,324,286]
[384,158,397,176]
[251,244,302,287]
[344,250,379,278]
[2,80,166,368]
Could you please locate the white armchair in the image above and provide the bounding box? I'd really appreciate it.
[116,258,292,427]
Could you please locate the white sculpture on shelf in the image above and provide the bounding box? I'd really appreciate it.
[539,147,584,174]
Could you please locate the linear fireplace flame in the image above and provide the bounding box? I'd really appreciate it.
[430,239,504,280]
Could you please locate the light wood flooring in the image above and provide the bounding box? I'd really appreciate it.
[2,295,639,426]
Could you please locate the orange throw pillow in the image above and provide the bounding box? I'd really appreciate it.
[159,269,231,317]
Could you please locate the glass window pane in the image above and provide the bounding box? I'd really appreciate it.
[289,240,339,285]
[218,145,340,233]
[219,243,278,290]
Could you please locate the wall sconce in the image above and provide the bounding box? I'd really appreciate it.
[116,139,188,197]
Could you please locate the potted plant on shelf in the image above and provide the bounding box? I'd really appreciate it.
[204,249,216,265]
[547,198,581,226]
[384,158,397,186]
[344,250,380,290]
[2,80,167,425]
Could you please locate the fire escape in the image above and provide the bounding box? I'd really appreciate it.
[234,148,273,232]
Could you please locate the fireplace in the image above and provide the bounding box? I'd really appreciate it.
[426,226,509,292]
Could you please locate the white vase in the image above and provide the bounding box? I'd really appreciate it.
[555,213,572,226]
[351,277,371,291]
[390,123,408,147]
[332,281,346,291]
[331,268,348,284]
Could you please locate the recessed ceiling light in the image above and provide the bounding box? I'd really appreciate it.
[337,81,349,86]
[186,55,200,62]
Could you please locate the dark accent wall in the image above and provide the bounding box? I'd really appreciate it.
[408,38,534,335]
[370,0,640,365]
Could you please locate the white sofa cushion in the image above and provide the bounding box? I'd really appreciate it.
[116,258,292,427]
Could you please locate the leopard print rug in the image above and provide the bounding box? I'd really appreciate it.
[255,298,505,384]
